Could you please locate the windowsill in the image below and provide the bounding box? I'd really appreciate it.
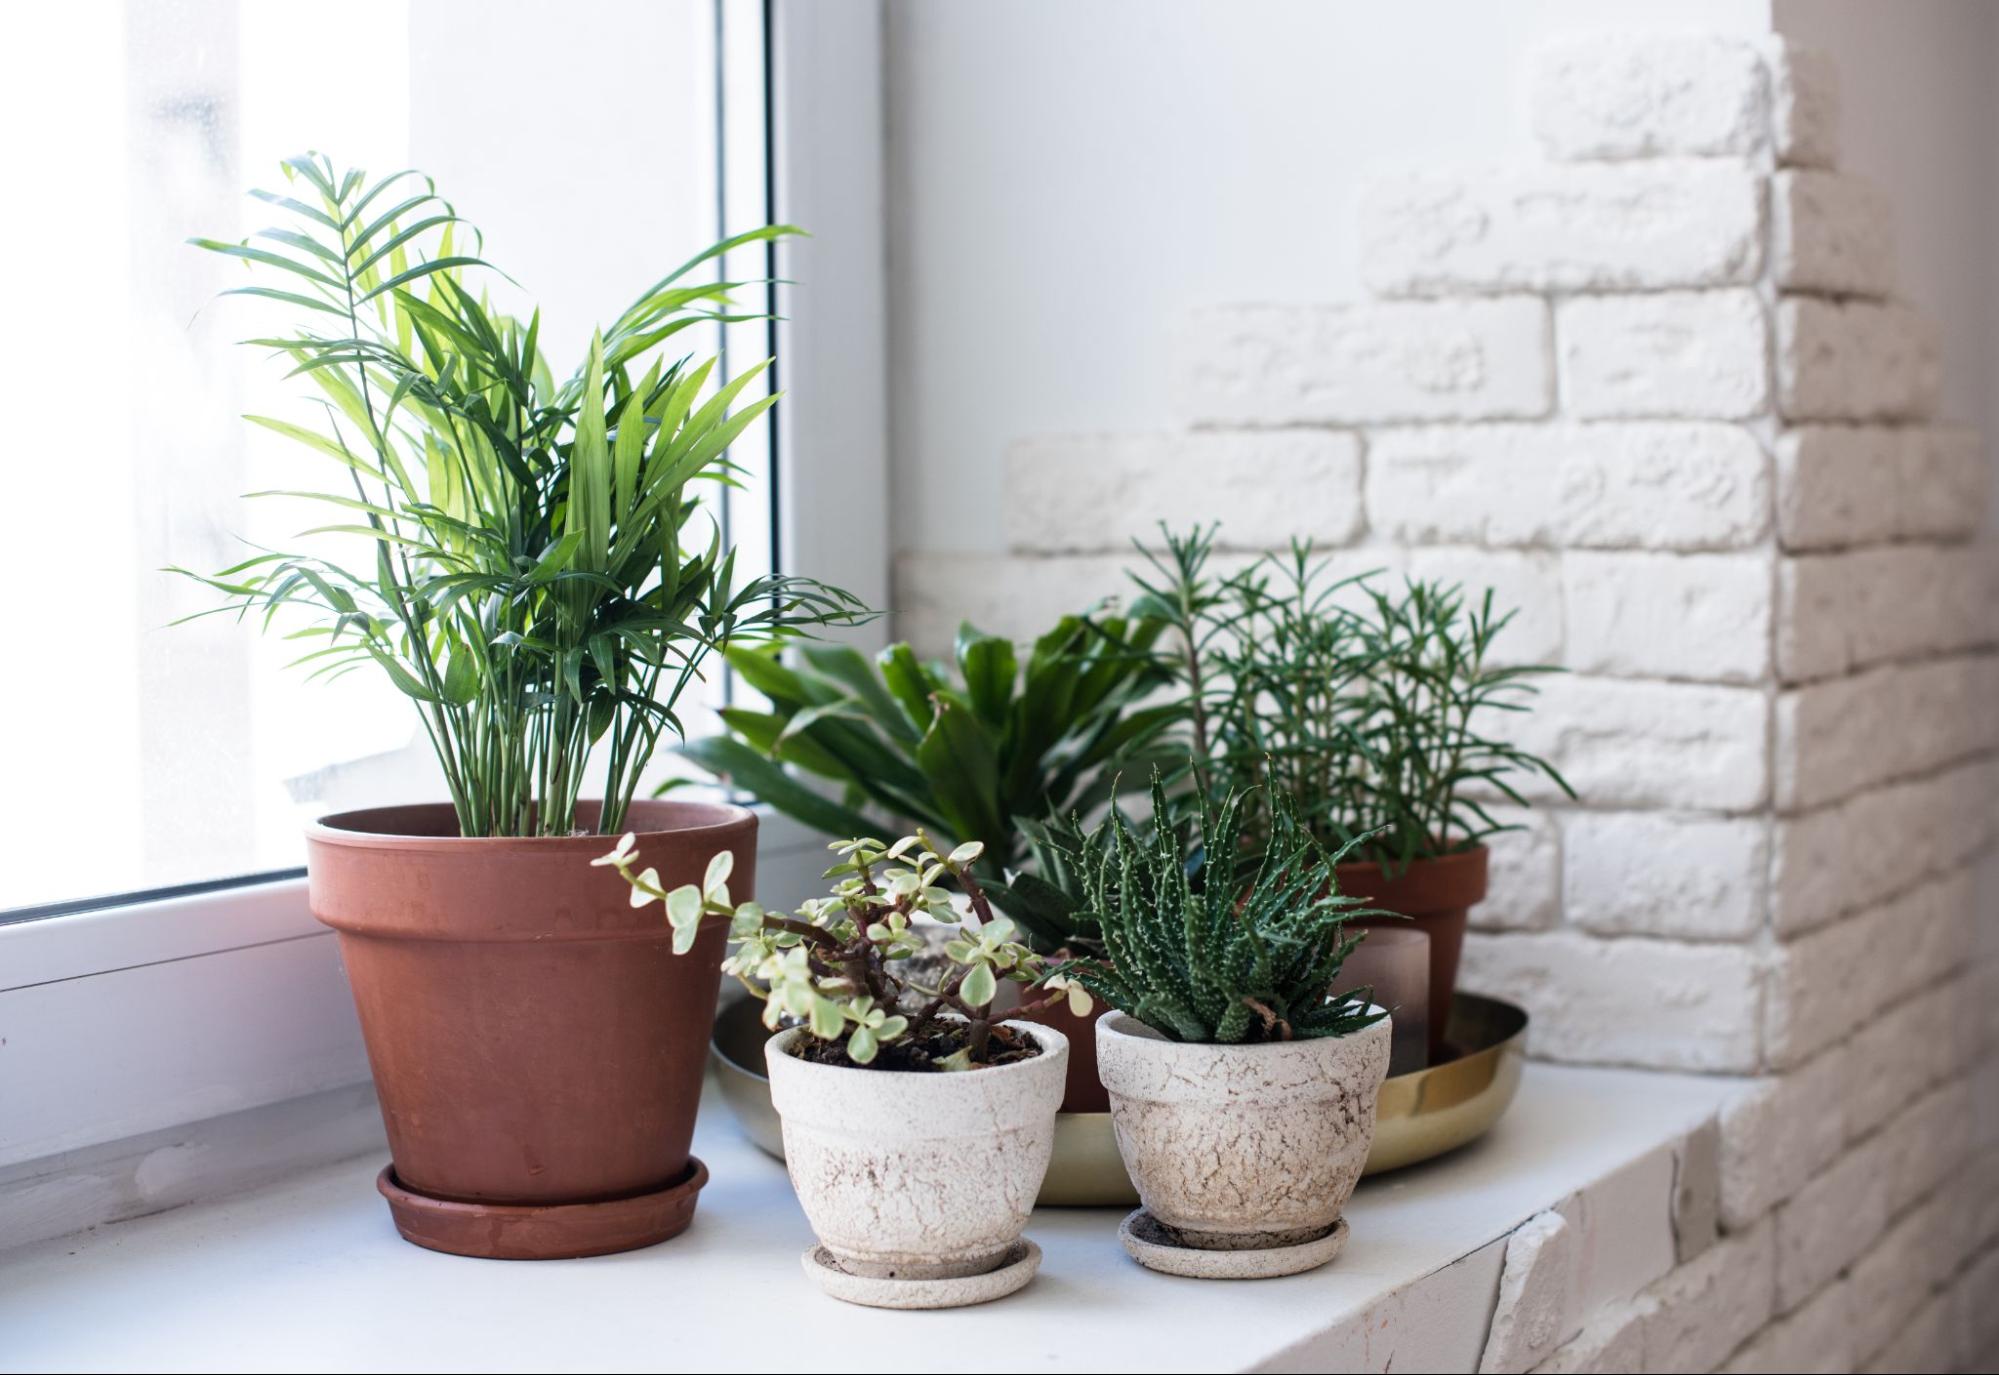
[0,1061,1737,1372]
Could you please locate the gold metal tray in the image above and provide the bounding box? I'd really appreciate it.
[710,992,1528,1206]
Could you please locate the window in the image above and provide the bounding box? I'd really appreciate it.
[0,0,776,916]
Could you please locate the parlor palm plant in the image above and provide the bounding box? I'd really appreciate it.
[177,153,867,837]
[172,154,868,1261]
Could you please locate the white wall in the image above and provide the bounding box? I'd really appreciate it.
[1771,0,1999,524]
[884,0,1774,561]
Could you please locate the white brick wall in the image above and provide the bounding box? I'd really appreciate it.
[968,33,1996,1371]
[1367,422,1770,552]
[1171,299,1550,427]
[1776,297,1942,422]
[1557,290,1770,421]
[1776,425,1985,549]
[1003,431,1363,555]
[1361,162,1764,296]
[1562,551,1771,683]
[1771,169,1893,297]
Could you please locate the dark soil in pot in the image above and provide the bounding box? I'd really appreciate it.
[306,798,755,1259]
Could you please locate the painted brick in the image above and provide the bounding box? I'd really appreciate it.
[1495,675,1767,812]
[1642,1215,1775,1373]
[1899,427,1990,542]
[1785,1157,1889,1337]
[1530,34,1770,161]
[1481,1211,1580,1374]
[1765,905,1896,1070]
[1777,298,1942,423]
[1719,1051,1848,1230]
[1767,40,1839,169]
[1772,169,1893,298]
[1367,422,1770,553]
[1572,1144,1684,1310]
[1475,805,1563,932]
[1879,1078,1974,1216]
[1775,655,1999,810]
[1861,1292,1956,1375]
[1563,551,1771,684]
[1171,298,1550,426]
[892,547,1323,656]
[1002,431,1363,555]
[1460,930,1762,1071]
[1779,545,1997,682]
[1843,980,1966,1140]
[1672,1117,1722,1263]
[1531,1300,1653,1375]
[1948,1246,1999,1370]
[1770,758,1998,936]
[1361,161,1764,296]
[1720,1274,1858,1373]
[1775,426,1985,551]
[1404,548,1564,667]
[1848,1190,1972,1367]
[1564,812,1766,941]
[1558,290,1770,421]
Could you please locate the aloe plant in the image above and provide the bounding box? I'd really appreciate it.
[673,615,1180,951]
[1060,775,1384,1044]
[173,155,868,837]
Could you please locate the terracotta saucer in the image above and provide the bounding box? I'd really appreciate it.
[801,1238,1041,1309]
[1118,1210,1349,1279]
[376,1157,708,1260]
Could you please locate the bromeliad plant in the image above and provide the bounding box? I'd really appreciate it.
[596,831,1088,1069]
[1059,776,1384,1044]
[175,154,868,837]
[674,615,1179,953]
[1129,525,1573,871]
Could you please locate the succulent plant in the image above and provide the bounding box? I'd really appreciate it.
[1057,775,1384,1044]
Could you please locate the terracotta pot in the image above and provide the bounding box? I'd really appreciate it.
[306,799,755,1260]
[1096,1010,1390,1252]
[765,1020,1067,1284]
[1338,846,1488,1060]
[994,982,1111,1113]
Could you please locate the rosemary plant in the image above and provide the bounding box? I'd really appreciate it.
[174,155,867,837]
[1060,776,1383,1044]
[598,832,1084,1069]
[1128,526,1573,868]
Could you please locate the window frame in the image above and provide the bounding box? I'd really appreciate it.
[0,0,889,1182]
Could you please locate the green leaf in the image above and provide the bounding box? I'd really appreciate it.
[956,624,1018,728]
[675,736,881,838]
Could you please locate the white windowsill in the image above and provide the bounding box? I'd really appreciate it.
[0,1061,1737,1374]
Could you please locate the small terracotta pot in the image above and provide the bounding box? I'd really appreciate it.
[765,1020,1067,1282]
[1338,846,1488,1060]
[1097,1011,1390,1251]
[306,799,755,1260]
[994,982,1112,1113]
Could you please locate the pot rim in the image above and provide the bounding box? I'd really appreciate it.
[766,1018,1070,1085]
[1334,842,1487,876]
[1098,1006,1389,1055]
[306,798,755,852]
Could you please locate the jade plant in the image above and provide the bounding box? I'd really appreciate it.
[671,615,1179,953]
[1129,525,1573,871]
[596,831,1089,1069]
[1058,776,1384,1044]
[173,155,868,837]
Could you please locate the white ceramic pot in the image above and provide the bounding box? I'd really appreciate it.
[765,1020,1068,1279]
[1096,1010,1392,1248]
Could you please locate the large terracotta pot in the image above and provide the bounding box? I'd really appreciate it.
[1337,846,1487,1061]
[306,799,755,1260]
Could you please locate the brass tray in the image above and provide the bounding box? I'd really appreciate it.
[709,991,1528,1206]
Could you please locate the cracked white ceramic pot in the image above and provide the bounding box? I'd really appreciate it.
[764,1020,1067,1280]
[1096,1009,1392,1249]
